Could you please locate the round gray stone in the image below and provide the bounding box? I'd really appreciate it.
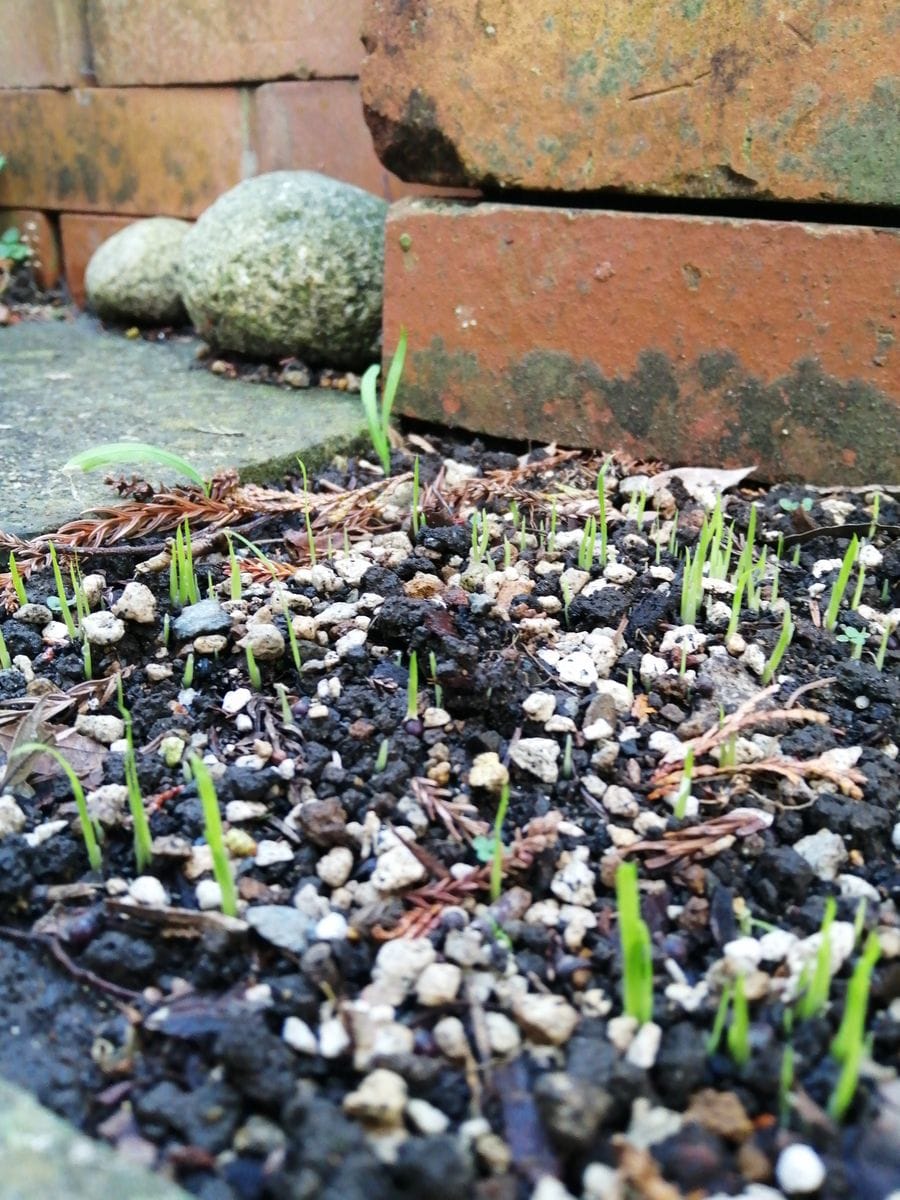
[85,218,190,324]
[179,171,387,368]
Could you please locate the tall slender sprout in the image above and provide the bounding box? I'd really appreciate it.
[0,629,10,670]
[577,515,598,571]
[727,973,750,1066]
[360,328,407,475]
[824,536,860,630]
[406,650,419,721]
[490,782,510,902]
[798,896,836,1020]
[12,742,102,871]
[761,602,794,685]
[428,650,442,708]
[615,860,654,1025]
[411,454,423,538]
[673,746,694,819]
[190,755,237,918]
[296,458,317,566]
[596,459,610,567]
[8,552,27,607]
[829,931,881,1120]
[117,679,153,871]
[48,543,78,640]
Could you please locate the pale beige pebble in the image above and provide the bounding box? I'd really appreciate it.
[432,1016,470,1060]
[307,703,330,719]
[372,938,437,1001]
[550,847,596,906]
[473,1132,512,1174]
[545,715,576,734]
[291,614,318,640]
[625,1021,662,1068]
[525,899,561,927]
[255,840,294,867]
[512,993,579,1045]
[509,737,560,784]
[80,573,106,608]
[86,784,128,827]
[240,622,284,660]
[225,799,267,822]
[560,567,591,595]
[282,1016,318,1055]
[422,706,451,729]
[468,751,509,793]
[81,610,125,646]
[42,619,71,645]
[603,785,639,818]
[195,879,223,910]
[25,819,68,847]
[146,662,173,682]
[608,827,640,848]
[223,687,252,715]
[406,1098,450,1135]
[74,713,125,745]
[531,1178,578,1200]
[416,962,463,1006]
[607,1014,639,1053]
[0,795,26,838]
[577,989,613,1018]
[561,905,597,951]
[318,1016,351,1058]
[129,875,168,908]
[582,1162,624,1200]
[12,654,34,683]
[741,643,768,677]
[634,812,666,837]
[484,1011,521,1057]
[13,603,52,627]
[112,580,157,624]
[194,634,228,655]
[372,842,427,892]
[316,846,354,888]
[583,718,614,741]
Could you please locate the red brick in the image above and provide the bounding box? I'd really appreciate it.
[0,89,250,217]
[383,202,900,484]
[361,0,898,205]
[0,209,60,289]
[0,0,88,87]
[254,81,476,202]
[59,213,144,307]
[87,0,365,85]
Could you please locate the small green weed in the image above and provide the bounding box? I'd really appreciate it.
[11,742,102,871]
[615,860,654,1025]
[190,755,237,917]
[360,329,407,475]
[63,442,210,496]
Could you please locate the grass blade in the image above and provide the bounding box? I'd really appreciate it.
[63,442,209,497]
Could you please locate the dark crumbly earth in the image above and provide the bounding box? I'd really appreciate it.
[0,430,898,1200]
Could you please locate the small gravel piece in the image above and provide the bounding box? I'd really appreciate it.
[512,993,578,1045]
[74,714,125,745]
[372,841,427,892]
[222,687,252,716]
[468,751,509,792]
[625,1021,662,1069]
[509,737,560,784]
[112,581,157,624]
[282,1016,318,1055]
[128,875,168,907]
[416,962,463,1006]
[240,622,285,660]
[316,846,354,888]
[343,1068,408,1126]
[246,905,313,954]
[775,1144,827,1194]
[81,611,125,646]
[0,795,26,838]
[172,599,232,640]
[793,829,848,880]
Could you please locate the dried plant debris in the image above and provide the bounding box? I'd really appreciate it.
[0,432,898,1200]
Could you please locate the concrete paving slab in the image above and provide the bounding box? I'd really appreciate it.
[0,1078,191,1200]
[0,315,369,537]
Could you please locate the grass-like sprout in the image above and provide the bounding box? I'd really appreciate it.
[673,746,694,819]
[829,930,881,1121]
[850,560,866,611]
[274,682,294,727]
[245,644,262,690]
[406,650,419,721]
[490,782,510,902]
[0,629,10,670]
[82,638,93,680]
[190,755,237,917]
[615,860,654,1025]
[182,651,194,688]
[11,742,102,871]
[63,442,210,497]
[8,552,27,607]
[560,576,572,626]
[169,520,200,609]
[727,972,751,1066]
[596,459,610,567]
[824,536,860,631]
[374,738,390,772]
[502,538,513,569]
[852,897,868,948]
[797,895,836,1020]
[577,514,598,570]
[707,981,733,1054]
[360,328,407,475]
[411,455,423,538]
[561,733,573,780]
[470,509,490,566]
[428,650,443,709]
[667,510,679,557]
[284,601,303,676]
[295,458,317,566]
[726,565,749,640]
[680,539,708,625]
[49,543,78,640]
[116,686,154,872]
[874,619,894,671]
[761,602,794,685]
[225,533,243,602]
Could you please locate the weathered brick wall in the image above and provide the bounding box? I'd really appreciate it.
[0,0,450,302]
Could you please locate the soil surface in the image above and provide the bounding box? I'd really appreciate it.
[0,426,899,1200]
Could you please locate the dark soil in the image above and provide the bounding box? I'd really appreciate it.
[1,429,898,1200]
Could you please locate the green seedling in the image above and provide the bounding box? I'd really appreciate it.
[82,638,92,680]
[284,600,302,676]
[874,619,894,671]
[561,733,573,780]
[63,442,210,497]
[761,602,794,685]
[561,576,572,626]
[490,781,510,902]
[411,455,423,538]
[707,981,734,1055]
[779,496,812,513]
[853,897,868,948]
[190,755,237,917]
[548,495,558,554]
[169,520,200,609]
[162,612,170,647]
[374,737,390,772]
[824,536,860,631]
[829,930,881,1121]
[48,543,78,640]
[69,559,90,627]
[615,860,654,1025]
[596,459,611,567]
[577,514,598,570]
[428,650,443,709]
[245,644,262,690]
[470,510,490,566]
[8,553,27,607]
[182,651,194,688]
[0,629,10,670]
[117,685,154,872]
[274,682,294,727]
[726,564,749,640]
[798,895,836,1020]
[667,511,679,557]
[727,972,751,1066]
[837,624,868,661]
[769,562,780,605]
[406,650,419,721]
[360,328,407,475]
[850,561,866,610]
[225,534,243,602]
[295,458,318,566]
[678,643,688,678]
[11,741,102,871]
[868,492,881,540]
[673,746,694,820]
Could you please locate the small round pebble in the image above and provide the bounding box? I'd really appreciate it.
[776,1143,826,1194]
[129,875,168,907]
